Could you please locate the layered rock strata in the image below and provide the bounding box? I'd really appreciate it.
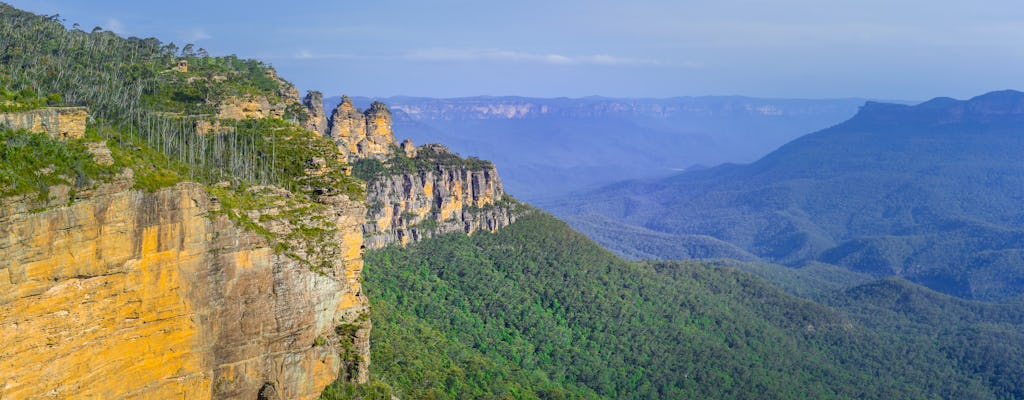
[303,91,329,136]
[0,107,88,139]
[326,96,395,160]
[215,68,301,121]
[362,144,520,249]
[0,178,369,399]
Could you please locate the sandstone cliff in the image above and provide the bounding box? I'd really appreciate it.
[215,68,301,121]
[358,143,522,249]
[303,91,329,136]
[0,107,88,140]
[326,96,395,161]
[216,95,286,120]
[319,93,523,248]
[0,164,369,398]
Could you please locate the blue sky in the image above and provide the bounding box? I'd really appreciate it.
[9,0,1024,100]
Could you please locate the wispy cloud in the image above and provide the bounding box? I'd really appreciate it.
[280,48,679,67]
[105,18,125,34]
[180,28,211,43]
[402,48,659,66]
[292,50,377,61]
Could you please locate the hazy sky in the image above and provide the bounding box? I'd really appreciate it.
[9,0,1024,100]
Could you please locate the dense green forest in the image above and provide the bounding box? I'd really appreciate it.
[550,91,1024,300]
[324,211,1024,399]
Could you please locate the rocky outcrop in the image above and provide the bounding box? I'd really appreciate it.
[216,95,285,120]
[400,138,417,158]
[0,107,88,139]
[194,118,236,135]
[303,91,329,136]
[215,68,301,121]
[328,96,395,160]
[362,144,521,249]
[0,179,369,399]
[323,96,522,248]
[268,68,301,108]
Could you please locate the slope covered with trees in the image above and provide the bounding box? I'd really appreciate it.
[333,211,1024,399]
[550,91,1024,300]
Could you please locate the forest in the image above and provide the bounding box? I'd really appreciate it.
[325,211,1024,399]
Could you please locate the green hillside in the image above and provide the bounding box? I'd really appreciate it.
[326,211,1024,399]
[0,3,362,246]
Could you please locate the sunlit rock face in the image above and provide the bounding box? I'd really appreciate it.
[328,96,395,161]
[0,182,369,399]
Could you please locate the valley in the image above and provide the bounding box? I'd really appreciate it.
[0,2,1022,400]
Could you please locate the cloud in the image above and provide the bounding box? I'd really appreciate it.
[402,48,660,66]
[273,48,703,70]
[105,18,125,34]
[291,51,376,61]
[180,28,211,43]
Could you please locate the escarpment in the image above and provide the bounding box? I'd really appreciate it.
[215,68,302,120]
[300,92,522,248]
[0,106,88,140]
[361,145,521,249]
[355,142,524,252]
[0,106,369,398]
[0,179,368,399]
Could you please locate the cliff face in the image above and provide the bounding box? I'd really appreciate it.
[321,93,522,249]
[360,144,521,249]
[216,68,302,120]
[0,107,88,139]
[0,179,369,399]
[303,91,329,136]
[216,95,286,120]
[326,96,395,161]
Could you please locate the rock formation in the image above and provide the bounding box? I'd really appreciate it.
[0,177,369,399]
[303,91,329,136]
[318,94,522,248]
[215,68,301,121]
[360,144,522,249]
[328,96,395,160]
[216,95,286,120]
[0,107,88,139]
[400,138,417,158]
[0,100,369,398]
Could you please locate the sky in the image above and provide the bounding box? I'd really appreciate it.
[8,0,1024,100]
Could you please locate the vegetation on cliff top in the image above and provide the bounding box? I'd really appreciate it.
[0,87,62,112]
[352,144,494,182]
[0,126,118,200]
[0,3,361,199]
[0,3,363,275]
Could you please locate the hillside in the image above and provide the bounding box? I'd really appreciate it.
[330,95,868,201]
[549,90,1024,300]
[0,4,375,398]
[330,211,1024,399]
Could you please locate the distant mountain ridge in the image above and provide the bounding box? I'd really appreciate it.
[549,90,1024,300]
[334,95,871,120]
[324,95,872,201]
